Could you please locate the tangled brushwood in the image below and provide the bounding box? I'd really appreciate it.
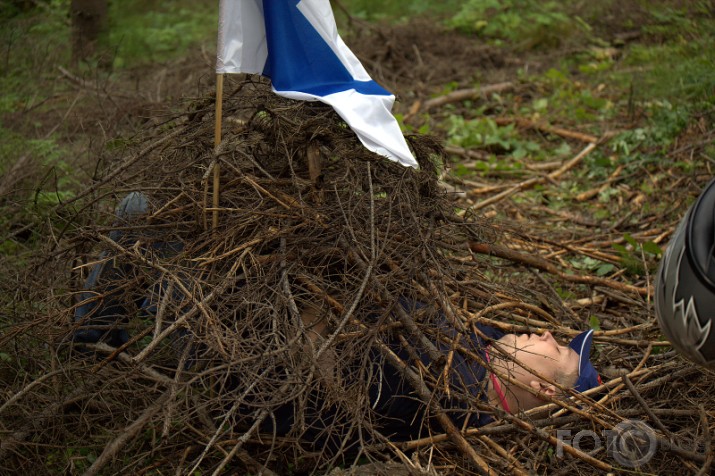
[1,78,713,475]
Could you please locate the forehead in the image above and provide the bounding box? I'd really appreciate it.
[563,347,580,374]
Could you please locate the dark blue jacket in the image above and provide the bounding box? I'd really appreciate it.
[365,301,503,441]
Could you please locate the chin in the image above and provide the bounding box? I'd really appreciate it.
[497,333,518,348]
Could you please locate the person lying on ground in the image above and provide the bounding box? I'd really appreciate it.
[70,192,602,443]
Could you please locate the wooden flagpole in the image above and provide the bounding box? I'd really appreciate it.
[212,73,224,230]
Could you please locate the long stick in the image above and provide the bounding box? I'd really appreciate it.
[212,73,224,230]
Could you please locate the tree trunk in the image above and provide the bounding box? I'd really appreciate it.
[70,0,108,66]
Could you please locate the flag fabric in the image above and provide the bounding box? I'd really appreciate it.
[216,0,418,168]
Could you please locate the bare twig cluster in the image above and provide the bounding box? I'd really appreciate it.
[1,78,713,475]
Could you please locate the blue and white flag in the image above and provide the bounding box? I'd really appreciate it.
[216,0,417,168]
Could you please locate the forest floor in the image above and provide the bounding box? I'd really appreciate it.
[1,2,715,475]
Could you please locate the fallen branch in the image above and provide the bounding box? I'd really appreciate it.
[83,391,172,476]
[468,241,651,296]
[58,65,135,99]
[622,375,673,438]
[444,145,490,161]
[421,82,515,112]
[494,116,599,143]
[576,164,625,201]
[339,233,494,473]
[499,411,612,472]
[0,386,89,459]
[56,127,184,215]
[470,142,597,209]
[393,408,701,452]
[696,405,713,476]
[376,342,498,475]
[0,369,65,416]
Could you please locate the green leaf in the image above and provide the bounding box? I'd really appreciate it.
[589,315,601,331]
[593,155,613,167]
[642,241,663,256]
[612,243,627,254]
[512,147,527,159]
[554,142,572,156]
[595,263,615,276]
[533,97,549,111]
[623,233,638,248]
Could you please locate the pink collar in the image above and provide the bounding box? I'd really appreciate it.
[485,346,511,414]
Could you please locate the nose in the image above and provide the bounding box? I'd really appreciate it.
[540,331,554,342]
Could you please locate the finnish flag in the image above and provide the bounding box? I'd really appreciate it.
[216,0,418,168]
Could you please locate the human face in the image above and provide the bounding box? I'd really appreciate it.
[495,331,579,385]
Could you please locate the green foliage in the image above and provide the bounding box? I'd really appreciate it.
[0,127,26,175]
[622,39,715,107]
[446,115,541,161]
[339,0,463,21]
[643,2,714,40]
[108,1,216,68]
[528,68,614,123]
[46,446,98,474]
[552,283,576,301]
[1,0,217,260]
[29,139,78,214]
[612,234,662,276]
[611,101,691,171]
[449,0,576,48]
[598,9,715,125]
[570,256,616,277]
[1,1,217,105]
[0,127,78,256]
[0,2,22,18]
[0,1,71,114]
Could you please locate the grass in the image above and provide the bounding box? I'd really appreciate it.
[448,0,577,48]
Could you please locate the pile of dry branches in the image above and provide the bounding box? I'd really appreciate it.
[1,77,713,475]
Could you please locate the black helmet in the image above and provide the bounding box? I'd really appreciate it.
[655,178,715,368]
